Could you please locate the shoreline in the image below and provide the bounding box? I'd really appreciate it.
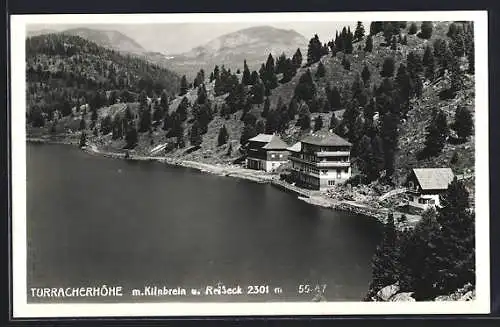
[27,138,418,227]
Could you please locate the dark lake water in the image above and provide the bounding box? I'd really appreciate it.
[26,143,383,303]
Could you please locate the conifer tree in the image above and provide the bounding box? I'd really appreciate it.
[100,115,112,135]
[397,208,441,297]
[368,212,399,297]
[330,86,342,110]
[370,22,384,35]
[357,132,384,181]
[307,34,323,65]
[79,131,87,148]
[361,65,371,86]
[288,98,298,120]
[262,97,270,118]
[342,56,351,70]
[298,103,311,130]
[139,104,152,132]
[406,52,424,78]
[419,21,433,39]
[91,108,98,122]
[189,120,203,146]
[329,113,339,130]
[261,110,275,134]
[292,48,303,69]
[383,22,398,45]
[452,106,473,142]
[294,69,316,101]
[162,111,171,131]
[250,79,265,105]
[316,61,326,78]
[176,97,189,121]
[255,120,265,134]
[439,41,454,78]
[344,28,354,54]
[250,70,260,85]
[408,22,418,35]
[465,24,475,74]
[364,98,376,126]
[281,58,296,83]
[390,36,398,50]
[179,75,188,96]
[242,60,252,85]
[449,58,463,96]
[354,21,365,41]
[364,35,373,52]
[313,115,323,131]
[381,57,396,78]
[335,30,344,52]
[213,65,220,81]
[125,124,138,149]
[263,54,278,90]
[275,53,287,74]
[79,117,86,131]
[395,63,411,110]
[351,74,364,103]
[380,112,399,176]
[433,178,475,294]
[423,45,436,81]
[176,125,185,148]
[342,100,362,143]
[420,109,448,158]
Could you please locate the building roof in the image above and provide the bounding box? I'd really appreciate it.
[301,131,352,147]
[288,142,301,152]
[248,133,274,143]
[262,135,289,150]
[412,168,455,191]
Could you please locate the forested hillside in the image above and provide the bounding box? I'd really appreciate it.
[26,21,477,302]
[26,33,180,128]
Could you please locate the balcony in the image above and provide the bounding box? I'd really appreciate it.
[316,161,351,168]
[315,151,350,157]
[291,155,350,166]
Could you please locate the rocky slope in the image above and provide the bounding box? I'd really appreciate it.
[370,282,475,302]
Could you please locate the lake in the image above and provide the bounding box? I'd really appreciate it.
[26,143,383,302]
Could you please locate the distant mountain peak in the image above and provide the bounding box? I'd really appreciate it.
[182,25,307,60]
[164,25,308,80]
[30,27,147,55]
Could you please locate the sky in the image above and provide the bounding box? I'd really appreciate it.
[27,21,370,54]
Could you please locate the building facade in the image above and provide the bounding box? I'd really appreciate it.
[289,132,352,190]
[405,168,455,209]
[246,134,289,172]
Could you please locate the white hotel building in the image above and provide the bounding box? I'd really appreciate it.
[289,131,352,190]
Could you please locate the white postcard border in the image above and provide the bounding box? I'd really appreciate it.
[11,11,490,317]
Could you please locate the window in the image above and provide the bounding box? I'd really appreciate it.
[336,168,341,178]
[328,180,335,186]
[279,154,283,158]
[271,154,276,159]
